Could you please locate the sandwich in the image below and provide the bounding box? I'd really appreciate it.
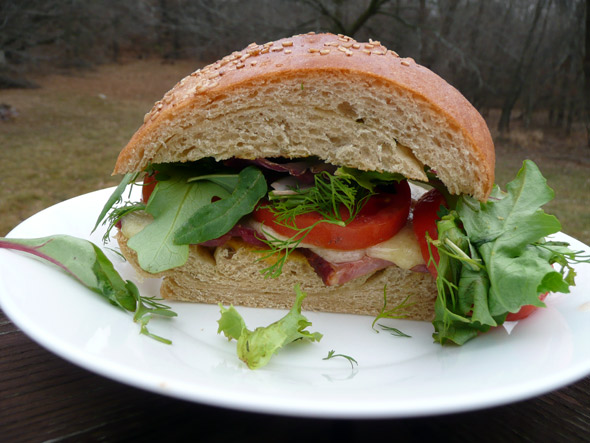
[97,32,580,345]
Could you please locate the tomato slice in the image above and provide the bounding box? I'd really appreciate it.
[253,180,411,250]
[505,292,548,321]
[412,188,447,278]
[142,172,158,203]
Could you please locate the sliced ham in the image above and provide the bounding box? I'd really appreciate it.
[300,249,393,286]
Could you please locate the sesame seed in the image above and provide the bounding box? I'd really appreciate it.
[248,42,258,48]
[362,49,371,55]
[365,44,374,49]
[352,43,360,49]
[236,63,245,69]
[388,50,399,57]
[338,37,349,42]
[345,50,353,56]
[320,49,330,55]
[342,42,353,48]
[308,48,319,53]
[247,47,261,56]
[337,46,347,53]
[261,47,270,54]
[271,46,283,52]
[401,60,410,66]
[284,49,292,54]
[251,60,258,66]
[282,41,294,47]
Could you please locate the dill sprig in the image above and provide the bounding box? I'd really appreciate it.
[268,171,372,225]
[371,286,414,331]
[323,350,358,368]
[102,201,146,243]
[258,172,374,278]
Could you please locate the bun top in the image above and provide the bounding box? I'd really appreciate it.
[114,32,495,200]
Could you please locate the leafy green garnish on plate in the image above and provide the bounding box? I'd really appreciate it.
[217,284,323,369]
[323,350,358,368]
[430,160,590,345]
[0,235,176,343]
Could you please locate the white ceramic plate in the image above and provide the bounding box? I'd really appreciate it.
[1,188,590,418]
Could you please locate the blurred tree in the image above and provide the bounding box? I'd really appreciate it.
[0,0,587,145]
[585,0,590,146]
[298,0,391,36]
[497,0,552,133]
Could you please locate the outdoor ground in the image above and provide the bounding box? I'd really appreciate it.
[1,59,589,245]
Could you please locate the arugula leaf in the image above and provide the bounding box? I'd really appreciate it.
[457,160,562,315]
[0,235,176,343]
[92,172,138,234]
[127,172,230,273]
[217,284,323,369]
[335,166,404,192]
[431,160,587,344]
[174,166,267,245]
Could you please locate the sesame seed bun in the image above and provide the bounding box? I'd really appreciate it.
[114,32,494,200]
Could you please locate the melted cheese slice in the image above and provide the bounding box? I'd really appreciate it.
[120,211,152,238]
[365,224,424,270]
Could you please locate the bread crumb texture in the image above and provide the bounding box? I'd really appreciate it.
[115,33,495,201]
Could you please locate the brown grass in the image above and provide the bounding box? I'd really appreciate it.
[1,60,589,245]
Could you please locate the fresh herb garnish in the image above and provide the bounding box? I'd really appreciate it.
[323,350,358,368]
[377,324,412,338]
[102,201,146,243]
[430,160,590,345]
[258,171,373,278]
[0,235,176,343]
[371,286,414,331]
[93,171,141,236]
[217,284,323,369]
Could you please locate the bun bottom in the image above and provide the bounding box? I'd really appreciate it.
[116,232,438,321]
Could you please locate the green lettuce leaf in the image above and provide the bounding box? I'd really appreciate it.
[127,171,230,273]
[217,284,323,369]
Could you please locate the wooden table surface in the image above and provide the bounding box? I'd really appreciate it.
[2,309,589,442]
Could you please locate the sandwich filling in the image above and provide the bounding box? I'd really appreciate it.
[103,156,441,286]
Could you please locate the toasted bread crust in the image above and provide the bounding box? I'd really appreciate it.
[114,33,494,200]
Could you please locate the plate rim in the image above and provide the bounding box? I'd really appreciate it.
[1,187,590,419]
